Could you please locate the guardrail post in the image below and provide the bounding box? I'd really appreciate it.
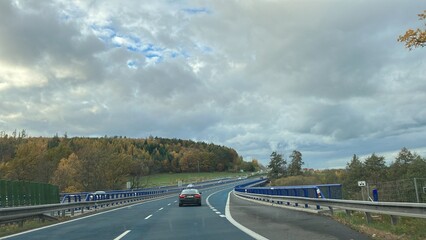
[328,206,334,215]
[71,208,75,216]
[390,215,399,225]
[345,210,352,216]
[61,210,66,217]
[364,212,372,224]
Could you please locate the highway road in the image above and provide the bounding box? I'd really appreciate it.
[1,183,369,240]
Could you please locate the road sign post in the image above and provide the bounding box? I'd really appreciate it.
[358,181,366,201]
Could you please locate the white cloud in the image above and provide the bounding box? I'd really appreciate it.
[0,62,48,90]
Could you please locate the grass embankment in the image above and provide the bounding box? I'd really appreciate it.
[332,211,426,240]
[139,172,249,187]
[0,217,70,237]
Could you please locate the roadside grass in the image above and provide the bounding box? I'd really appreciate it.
[138,172,249,187]
[333,211,426,240]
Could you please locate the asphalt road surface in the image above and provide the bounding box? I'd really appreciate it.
[228,192,370,240]
[1,184,369,240]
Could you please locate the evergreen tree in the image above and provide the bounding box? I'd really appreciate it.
[288,150,304,176]
[267,151,286,179]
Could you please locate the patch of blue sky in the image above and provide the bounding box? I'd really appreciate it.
[91,25,190,65]
[199,45,212,53]
[91,25,117,43]
[127,60,139,69]
[58,12,71,22]
[170,50,179,58]
[145,52,160,59]
[182,7,211,15]
[57,5,85,23]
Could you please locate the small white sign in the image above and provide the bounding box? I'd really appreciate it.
[358,181,366,187]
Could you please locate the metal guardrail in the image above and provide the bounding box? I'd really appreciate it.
[0,191,168,224]
[234,191,426,225]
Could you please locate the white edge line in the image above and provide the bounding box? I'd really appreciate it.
[225,191,269,240]
[113,230,131,240]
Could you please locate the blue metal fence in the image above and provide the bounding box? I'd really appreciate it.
[235,183,342,199]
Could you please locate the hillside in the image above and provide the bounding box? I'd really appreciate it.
[0,134,259,192]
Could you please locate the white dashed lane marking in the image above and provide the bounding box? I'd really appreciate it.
[113,230,131,240]
[206,189,229,218]
[145,214,153,220]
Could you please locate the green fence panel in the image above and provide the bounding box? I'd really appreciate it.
[40,183,46,204]
[31,182,39,205]
[22,181,31,206]
[15,181,20,206]
[18,181,24,206]
[0,180,6,207]
[54,185,60,203]
[0,180,60,206]
[28,182,33,204]
[7,181,13,207]
[12,181,18,206]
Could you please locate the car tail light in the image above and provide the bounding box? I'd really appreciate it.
[195,194,201,198]
[179,194,185,198]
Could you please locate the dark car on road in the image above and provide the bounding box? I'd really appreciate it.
[178,189,202,207]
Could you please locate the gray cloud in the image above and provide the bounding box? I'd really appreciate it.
[1,0,425,168]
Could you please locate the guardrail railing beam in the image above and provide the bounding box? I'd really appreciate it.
[234,191,426,225]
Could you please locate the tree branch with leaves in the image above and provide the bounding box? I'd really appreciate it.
[398,10,426,50]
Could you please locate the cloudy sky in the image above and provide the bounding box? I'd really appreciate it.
[1,0,425,168]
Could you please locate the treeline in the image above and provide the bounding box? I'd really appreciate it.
[0,133,259,192]
[268,148,426,199]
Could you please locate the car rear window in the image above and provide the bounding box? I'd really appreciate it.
[182,189,198,194]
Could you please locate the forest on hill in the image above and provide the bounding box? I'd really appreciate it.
[0,132,260,192]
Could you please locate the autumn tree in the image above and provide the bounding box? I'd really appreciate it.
[52,153,83,192]
[102,153,133,189]
[398,10,426,49]
[6,139,47,181]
